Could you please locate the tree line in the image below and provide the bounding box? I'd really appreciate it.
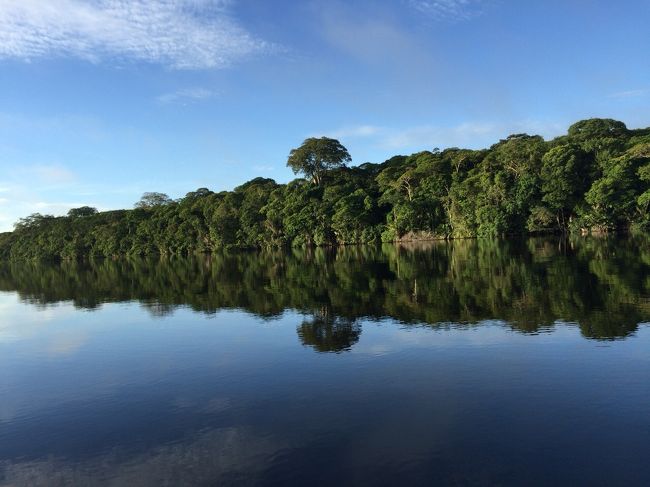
[1,118,649,260]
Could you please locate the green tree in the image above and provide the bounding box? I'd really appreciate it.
[135,192,173,209]
[583,156,638,230]
[474,134,546,236]
[13,213,56,231]
[68,206,99,218]
[539,144,589,229]
[287,137,351,186]
[1,118,649,261]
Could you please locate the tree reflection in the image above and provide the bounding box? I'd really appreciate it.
[0,236,649,348]
[297,308,361,353]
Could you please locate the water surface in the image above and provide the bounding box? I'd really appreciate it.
[1,238,649,486]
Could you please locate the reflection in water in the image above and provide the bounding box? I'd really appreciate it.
[298,310,362,353]
[1,238,650,486]
[1,237,649,345]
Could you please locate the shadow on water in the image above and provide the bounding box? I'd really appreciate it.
[1,236,649,348]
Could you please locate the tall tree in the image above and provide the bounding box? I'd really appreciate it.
[68,206,98,218]
[287,137,351,186]
[135,192,173,209]
[540,144,589,228]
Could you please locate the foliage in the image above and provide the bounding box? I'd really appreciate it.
[2,118,650,261]
[135,192,173,209]
[68,206,99,218]
[286,137,351,185]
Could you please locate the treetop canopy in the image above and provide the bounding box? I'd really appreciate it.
[286,137,352,186]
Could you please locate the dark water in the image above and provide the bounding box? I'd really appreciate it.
[1,238,649,486]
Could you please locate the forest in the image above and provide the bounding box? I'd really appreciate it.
[1,118,649,261]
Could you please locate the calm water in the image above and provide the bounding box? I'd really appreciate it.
[1,238,649,486]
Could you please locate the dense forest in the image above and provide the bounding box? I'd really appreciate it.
[2,237,649,345]
[1,118,649,261]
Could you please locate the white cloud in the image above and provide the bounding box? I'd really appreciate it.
[408,0,485,21]
[32,201,86,211]
[157,87,217,104]
[381,120,566,149]
[0,164,85,231]
[381,121,499,149]
[320,11,429,69]
[252,164,275,172]
[322,119,567,152]
[0,197,92,231]
[29,164,77,184]
[609,88,649,99]
[0,0,268,69]
[326,125,382,139]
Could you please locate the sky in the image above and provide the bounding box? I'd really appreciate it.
[0,0,649,231]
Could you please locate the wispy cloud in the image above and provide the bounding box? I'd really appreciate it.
[0,195,91,231]
[252,164,275,172]
[28,164,77,185]
[609,88,649,99]
[0,0,269,69]
[325,125,382,139]
[0,163,83,231]
[381,121,497,149]
[320,11,428,68]
[157,87,218,104]
[321,119,567,151]
[408,0,485,21]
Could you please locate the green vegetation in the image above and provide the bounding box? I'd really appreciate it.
[287,136,352,185]
[1,237,648,346]
[2,118,649,261]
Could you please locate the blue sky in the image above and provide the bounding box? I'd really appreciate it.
[0,0,649,231]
